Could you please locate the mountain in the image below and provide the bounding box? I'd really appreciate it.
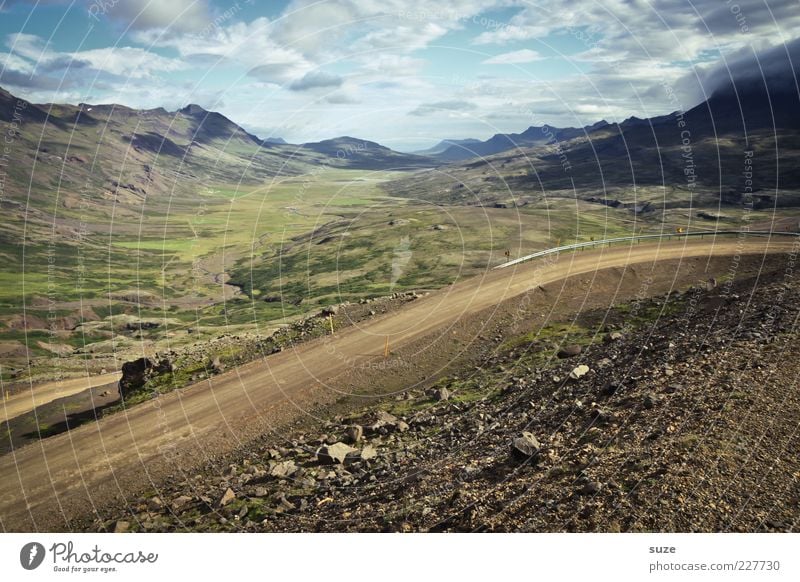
[300,136,434,169]
[385,55,800,207]
[413,138,482,156]
[263,136,288,145]
[434,121,611,162]
[1,85,51,124]
[0,86,439,299]
[177,103,264,148]
[0,88,436,206]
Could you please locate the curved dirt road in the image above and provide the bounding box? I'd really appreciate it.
[1,372,121,424]
[0,237,794,531]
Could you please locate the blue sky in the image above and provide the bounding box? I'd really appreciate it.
[1,0,798,150]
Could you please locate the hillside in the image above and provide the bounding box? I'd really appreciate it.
[433,121,611,162]
[300,137,434,169]
[80,252,800,533]
[384,67,800,213]
[0,86,439,385]
[413,138,483,156]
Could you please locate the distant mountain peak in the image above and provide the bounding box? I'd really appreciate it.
[179,104,211,116]
[262,136,287,145]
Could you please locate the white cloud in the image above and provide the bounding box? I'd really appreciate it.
[409,100,477,116]
[133,17,314,83]
[3,0,799,149]
[1,32,187,94]
[482,49,543,64]
[68,47,186,78]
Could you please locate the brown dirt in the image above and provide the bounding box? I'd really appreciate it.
[0,238,794,531]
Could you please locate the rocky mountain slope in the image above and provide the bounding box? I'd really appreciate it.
[299,136,433,169]
[88,259,800,533]
[432,121,611,162]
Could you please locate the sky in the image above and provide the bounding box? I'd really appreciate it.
[0,0,798,150]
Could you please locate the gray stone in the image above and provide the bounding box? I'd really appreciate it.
[114,520,130,533]
[557,344,583,358]
[511,432,542,462]
[345,425,363,444]
[580,481,602,495]
[270,460,297,478]
[211,356,225,373]
[321,304,340,316]
[218,487,236,507]
[172,495,192,510]
[147,496,164,511]
[569,364,590,380]
[643,393,661,409]
[317,442,358,465]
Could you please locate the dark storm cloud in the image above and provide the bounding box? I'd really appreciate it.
[673,36,800,101]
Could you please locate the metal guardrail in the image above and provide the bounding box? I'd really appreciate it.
[494,230,800,269]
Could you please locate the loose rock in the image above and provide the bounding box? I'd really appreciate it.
[557,345,583,358]
[218,488,236,507]
[511,432,541,462]
[317,442,358,465]
[569,364,590,380]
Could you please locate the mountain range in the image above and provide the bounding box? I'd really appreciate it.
[3,37,799,218]
[385,63,800,208]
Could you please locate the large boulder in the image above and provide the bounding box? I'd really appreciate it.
[316,442,357,465]
[557,345,583,358]
[118,357,172,400]
[511,432,542,462]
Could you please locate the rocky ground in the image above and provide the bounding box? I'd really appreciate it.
[92,267,800,533]
[111,290,428,406]
[1,292,426,454]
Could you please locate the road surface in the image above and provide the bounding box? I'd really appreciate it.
[1,373,121,424]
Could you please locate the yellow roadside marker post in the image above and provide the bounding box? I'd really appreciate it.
[384,336,389,358]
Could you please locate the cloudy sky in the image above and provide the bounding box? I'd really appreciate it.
[0,0,798,150]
